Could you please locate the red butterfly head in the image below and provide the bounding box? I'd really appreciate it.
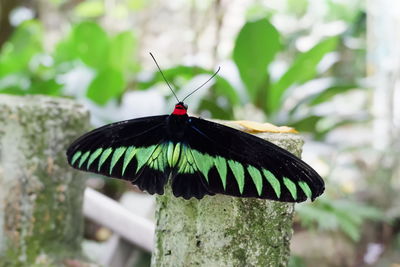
[172,102,188,116]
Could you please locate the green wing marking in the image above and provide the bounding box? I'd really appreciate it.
[214,156,227,190]
[122,146,136,175]
[178,157,187,172]
[175,146,237,189]
[148,144,167,171]
[185,146,194,165]
[262,170,281,198]
[177,145,196,174]
[247,165,263,196]
[78,151,90,168]
[191,150,214,183]
[167,142,174,166]
[87,148,103,169]
[135,145,157,173]
[71,151,82,165]
[172,143,181,167]
[299,181,312,199]
[228,160,245,194]
[98,148,113,171]
[110,147,127,174]
[152,145,163,159]
[167,142,181,167]
[157,144,168,170]
[283,177,297,200]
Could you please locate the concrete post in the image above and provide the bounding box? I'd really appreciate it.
[151,124,303,267]
[0,95,90,266]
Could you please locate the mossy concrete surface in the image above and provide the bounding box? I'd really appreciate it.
[0,95,90,266]
[152,124,303,267]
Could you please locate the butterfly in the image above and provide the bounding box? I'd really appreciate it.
[66,54,325,203]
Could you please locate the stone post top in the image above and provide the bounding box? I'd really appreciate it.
[215,119,304,157]
[0,95,88,113]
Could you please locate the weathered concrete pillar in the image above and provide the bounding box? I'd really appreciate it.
[0,95,90,266]
[152,124,303,267]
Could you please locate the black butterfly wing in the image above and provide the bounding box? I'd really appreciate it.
[67,113,324,202]
[167,142,215,200]
[175,117,324,202]
[66,115,171,194]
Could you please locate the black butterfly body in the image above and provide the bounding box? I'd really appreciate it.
[67,102,324,202]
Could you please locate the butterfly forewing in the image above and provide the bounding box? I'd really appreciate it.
[179,117,324,202]
[67,115,171,194]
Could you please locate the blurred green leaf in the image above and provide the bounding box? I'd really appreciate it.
[269,37,338,113]
[334,210,362,241]
[28,79,62,96]
[233,18,281,102]
[288,84,357,116]
[246,4,275,21]
[289,115,322,133]
[109,31,137,72]
[73,22,109,68]
[138,65,209,91]
[0,87,26,95]
[331,200,384,241]
[214,77,240,106]
[327,0,362,22]
[289,255,307,267]
[289,115,366,140]
[308,85,357,106]
[55,22,109,69]
[198,99,233,120]
[287,0,308,16]
[127,0,147,11]
[53,40,77,68]
[298,202,340,230]
[0,78,62,96]
[297,198,385,241]
[0,20,43,77]
[331,200,384,221]
[139,65,240,111]
[197,77,240,120]
[87,68,125,105]
[74,0,105,18]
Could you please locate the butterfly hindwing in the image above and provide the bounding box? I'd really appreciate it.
[169,144,214,199]
[181,117,324,202]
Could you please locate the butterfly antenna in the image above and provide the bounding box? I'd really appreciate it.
[182,66,221,102]
[149,52,180,103]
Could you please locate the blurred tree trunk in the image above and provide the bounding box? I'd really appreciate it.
[0,0,20,46]
[367,0,400,209]
[35,0,69,49]
[367,0,400,150]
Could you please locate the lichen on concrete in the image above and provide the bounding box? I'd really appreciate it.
[0,95,90,266]
[152,121,303,267]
